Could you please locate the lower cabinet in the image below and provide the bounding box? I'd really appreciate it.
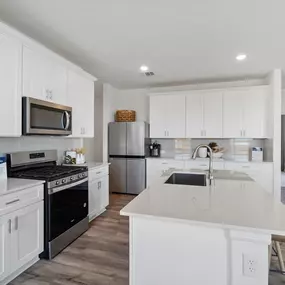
[147,159,185,187]
[89,166,110,221]
[224,162,273,194]
[0,201,43,284]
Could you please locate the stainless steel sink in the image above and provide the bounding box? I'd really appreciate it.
[164,173,206,186]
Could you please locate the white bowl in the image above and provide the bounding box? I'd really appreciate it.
[212,152,223,158]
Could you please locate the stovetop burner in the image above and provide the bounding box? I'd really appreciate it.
[14,165,86,181]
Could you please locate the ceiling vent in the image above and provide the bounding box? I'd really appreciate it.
[144,71,155,76]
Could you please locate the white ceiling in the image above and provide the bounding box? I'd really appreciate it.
[0,0,284,89]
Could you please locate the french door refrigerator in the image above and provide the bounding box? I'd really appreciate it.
[109,122,149,194]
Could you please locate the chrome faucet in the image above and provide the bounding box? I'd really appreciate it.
[192,144,214,183]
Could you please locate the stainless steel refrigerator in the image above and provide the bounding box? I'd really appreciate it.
[109,122,149,195]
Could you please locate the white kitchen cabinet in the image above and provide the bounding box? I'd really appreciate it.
[150,95,185,138]
[88,166,109,221]
[23,46,67,105]
[146,159,185,187]
[10,202,43,272]
[0,33,22,137]
[185,93,203,137]
[223,87,269,138]
[0,215,9,282]
[224,162,273,194]
[185,160,224,170]
[67,69,95,138]
[186,91,223,138]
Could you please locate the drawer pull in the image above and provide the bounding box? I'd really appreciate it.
[242,166,250,168]
[199,164,207,167]
[6,199,20,205]
[8,219,11,234]
[15,216,18,231]
[96,171,102,174]
[162,162,168,165]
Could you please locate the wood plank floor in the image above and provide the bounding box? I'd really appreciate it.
[9,194,135,285]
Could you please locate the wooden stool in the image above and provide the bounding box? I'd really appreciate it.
[270,235,285,273]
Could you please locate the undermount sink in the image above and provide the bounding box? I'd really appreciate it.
[164,173,207,186]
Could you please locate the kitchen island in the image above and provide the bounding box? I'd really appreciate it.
[121,169,285,285]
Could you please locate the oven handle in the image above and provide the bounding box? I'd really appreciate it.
[48,178,88,195]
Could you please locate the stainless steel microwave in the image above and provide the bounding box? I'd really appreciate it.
[22,97,72,136]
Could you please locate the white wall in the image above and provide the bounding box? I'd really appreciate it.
[268,69,282,201]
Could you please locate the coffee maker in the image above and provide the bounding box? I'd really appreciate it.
[149,141,161,157]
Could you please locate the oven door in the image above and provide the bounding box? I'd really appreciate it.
[48,178,88,241]
[22,97,72,135]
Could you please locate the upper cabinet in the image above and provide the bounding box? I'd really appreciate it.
[223,87,269,138]
[67,70,94,138]
[0,33,22,137]
[149,86,270,139]
[22,46,67,105]
[186,91,223,138]
[150,94,185,138]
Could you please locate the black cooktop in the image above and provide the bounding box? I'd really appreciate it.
[12,165,87,181]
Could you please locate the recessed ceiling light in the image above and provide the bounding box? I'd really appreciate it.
[236,54,247,61]
[140,65,149,72]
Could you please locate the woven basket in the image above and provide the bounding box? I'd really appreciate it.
[115,110,136,122]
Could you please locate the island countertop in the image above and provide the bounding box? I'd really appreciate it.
[121,169,285,235]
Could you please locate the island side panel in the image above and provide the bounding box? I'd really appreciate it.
[129,216,228,285]
[129,216,271,285]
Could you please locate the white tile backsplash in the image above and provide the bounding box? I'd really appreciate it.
[0,137,83,163]
[151,138,272,162]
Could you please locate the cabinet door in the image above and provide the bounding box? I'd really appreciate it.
[11,202,43,271]
[186,93,203,138]
[0,215,10,282]
[23,46,47,101]
[166,95,186,138]
[0,34,22,137]
[203,91,223,138]
[223,90,244,138]
[243,88,268,138]
[47,60,67,105]
[80,76,94,137]
[150,96,167,138]
[67,70,94,137]
[89,178,100,220]
[100,175,109,210]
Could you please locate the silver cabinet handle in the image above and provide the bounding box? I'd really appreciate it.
[15,216,18,231]
[240,130,243,137]
[8,219,11,234]
[96,171,102,175]
[243,130,246,137]
[204,130,206,136]
[164,130,167,137]
[97,181,100,190]
[201,130,203,136]
[6,199,20,205]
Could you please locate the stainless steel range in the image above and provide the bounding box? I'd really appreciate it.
[7,150,89,259]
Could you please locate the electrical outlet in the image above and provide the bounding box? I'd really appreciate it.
[243,254,258,277]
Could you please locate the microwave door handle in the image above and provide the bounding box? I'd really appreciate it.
[63,111,70,130]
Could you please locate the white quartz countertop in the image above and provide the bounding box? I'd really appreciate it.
[0,178,45,197]
[62,162,110,170]
[121,169,285,235]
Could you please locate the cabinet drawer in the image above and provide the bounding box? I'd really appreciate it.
[224,162,260,171]
[185,160,224,170]
[0,185,44,217]
[89,166,109,182]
